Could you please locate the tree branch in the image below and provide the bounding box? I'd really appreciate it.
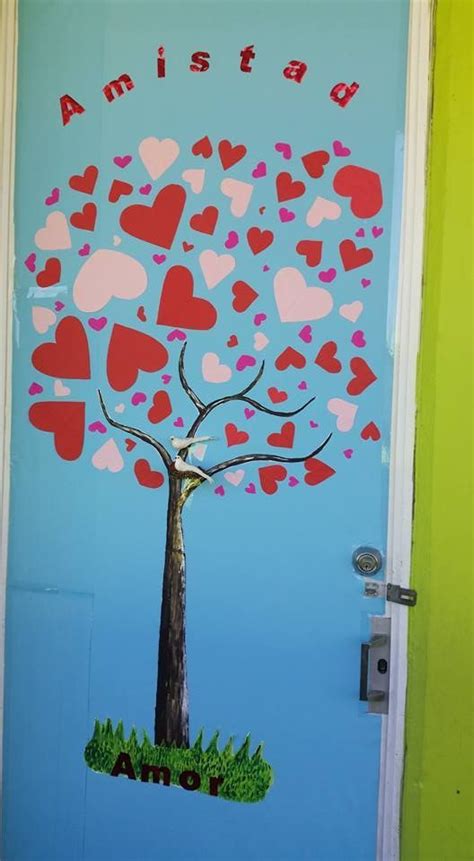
[207,432,333,477]
[97,390,173,469]
[178,343,205,411]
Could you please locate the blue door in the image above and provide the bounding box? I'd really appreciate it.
[3,1,410,858]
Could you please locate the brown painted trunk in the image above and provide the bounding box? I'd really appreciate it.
[154,476,189,747]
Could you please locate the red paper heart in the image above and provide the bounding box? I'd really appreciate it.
[120,184,186,249]
[225,422,250,447]
[339,239,373,271]
[108,179,133,203]
[134,458,164,489]
[107,324,168,391]
[361,421,381,441]
[276,172,306,202]
[29,401,85,460]
[267,421,295,449]
[247,227,274,255]
[182,241,194,253]
[157,265,217,330]
[304,458,336,486]
[137,306,147,323]
[315,341,342,373]
[125,438,137,451]
[36,257,61,288]
[259,464,287,495]
[296,239,323,268]
[227,334,238,348]
[268,387,288,404]
[218,139,247,170]
[275,346,306,371]
[69,165,98,195]
[301,150,330,179]
[192,136,213,158]
[347,357,377,395]
[231,280,258,313]
[189,205,219,235]
[70,202,97,231]
[32,316,90,378]
[333,165,383,218]
[147,390,172,424]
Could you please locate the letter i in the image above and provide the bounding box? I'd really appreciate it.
[157,45,166,78]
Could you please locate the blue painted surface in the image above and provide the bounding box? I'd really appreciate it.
[3,1,409,858]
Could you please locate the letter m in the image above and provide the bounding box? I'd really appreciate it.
[103,73,135,103]
[140,764,171,786]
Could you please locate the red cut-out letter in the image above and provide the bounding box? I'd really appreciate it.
[330,81,359,107]
[283,60,307,84]
[157,45,166,78]
[102,73,135,103]
[240,44,255,73]
[60,94,85,126]
[190,51,210,72]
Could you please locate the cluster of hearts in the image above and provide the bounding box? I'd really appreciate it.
[60,48,359,125]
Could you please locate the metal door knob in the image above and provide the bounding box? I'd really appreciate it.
[353,547,383,576]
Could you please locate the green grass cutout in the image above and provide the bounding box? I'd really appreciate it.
[84,719,274,803]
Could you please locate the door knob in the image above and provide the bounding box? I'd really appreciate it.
[353,547,383,576]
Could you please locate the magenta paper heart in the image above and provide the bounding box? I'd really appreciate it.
[162,374,172,384]
[214,485,225,497]
[343,449,354,459]
[351,329,366,348]
[298,381,308,390]
[299,324,312,344]
[173,416,184,428]
[25,253,36,273]
[236,354,256,371]
[288,476,299,487]
[372,226,384,238]
[244,407,255,419]
[54,300,65,312]
[254,313,267,325]
[245,482,256,494]
[252,161,267,178]
[131,392,147,406]
[78,243,91,257]
[113,155,132,168]
[88,316,107,331]
[153,253,167,265]
[318,268,337,284]
[279,207,295,223]
[355,228,365,237]
[225,230,239,249]
[167,329,186,342]
[333,140,351,157]
[28,382,43,396]
[88,421,107,433]
[262,265,270,272]
[45,188,60,206]
[361,278,371,288]
[275,142,292,160]
[140,184,152,195]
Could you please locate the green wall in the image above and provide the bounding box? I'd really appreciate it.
[401,1,473,860]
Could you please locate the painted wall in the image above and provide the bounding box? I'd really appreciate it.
[401,1,473,859]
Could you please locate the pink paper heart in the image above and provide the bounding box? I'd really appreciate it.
[236,354,256,371]
[28,382,43,396]
[309,420,319,428]
[361,278,371,288]
[279,207,295,223]
[25,253,36,273]
[131,392,147,406]
[318,268,337,284]
[355,228,365,238]
[225,230,239,250]
[140,184,152,195]
[162,374,172,384]
[45,188,60,206]
[351,329,366,348]
[275,142,292,160]
[244,407,255,419]
[54,300,65,312]
[245,482,256,494]
[288,476,299,487]
[343,449,354,459]
[88,316,107,331]
[173,416,184,428]
[254,313,267,325]
[298,381,308,390]
[372,226,384,238]
[113,155,132,168]
[214,485,225,497]
[299,324,312,344]
[78,243,91,257]
[252,161,267,178]
[333,140,351,157]
[167,329,186,342]
[153,253,167,265]
[88,421,107,433]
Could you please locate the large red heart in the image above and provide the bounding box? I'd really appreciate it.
[134,458,165,489]
[346,357,377,395]
[267,421,295,449]
[32,316,90,379]
[275,346,306,371]
[247,227,274,255]
[231,280,258,313]
[29,401,85,460]
[301,150,330,179]
[315,341,342,373]
[147,390,172,424]
[304,458,335,486]
[276,172,306,202]
[296,239,323,268]
[189,205,218,235]
[225,423,249,447]
[120,184,186,249]
[333,165,383,218]
[70,202,97,231]
[157,265,217,330]
[36,257,61,288]
[259,464,287,495]
[107,324,168,391]
[339,239,373,271]
[69,165,98,195]
[108,179,133,203]
[192,136,213,158]
[218,139,247,170]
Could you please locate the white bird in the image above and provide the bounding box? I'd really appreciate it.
[170,434,216,451]
[174,455,214,484]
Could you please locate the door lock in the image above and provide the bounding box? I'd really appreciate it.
[353,547,383,576]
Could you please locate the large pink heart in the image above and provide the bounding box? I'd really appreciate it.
[273,267,333,323]
[73,249,147,312]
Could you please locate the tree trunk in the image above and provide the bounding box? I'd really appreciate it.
[154,476,189,747]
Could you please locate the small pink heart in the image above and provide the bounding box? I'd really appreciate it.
[279,207,295,223]
[153,253,167,265]
[361,278,371,288]
[343,449,354,459]
[319,268,337,284]
[162,374,172,384]
[113,155,132,168]
[236,354,256,371]
[225,230,239,250]
[355,228,365,238]
[254,313,267,326]
[88,421,107,433]
[25,253,36,273]
[88,316,107,331]
[262,265,270,272]
[245,482,256,494]
[351,329,366,348]
[298,381,308,390]
[54,300,65,312]
[333,140,351,157]
[244,407,255,419]
[288,476,299,487]
[299,324,312,344]
[28,382,43,396]
[140,184,152,195]
[173,416,184,428]
[167,329,186,342]
[275,142,292,160]
[78,243,91,257]
[45,187,60,206]
[252,161,267,178]
[214,485,225,497]
[309,420,319,428]
[372,226,384,238]
[131,392,147,406]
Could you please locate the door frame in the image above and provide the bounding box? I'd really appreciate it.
[0,1,432,857]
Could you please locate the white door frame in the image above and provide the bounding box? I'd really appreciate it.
[0,1,432,857]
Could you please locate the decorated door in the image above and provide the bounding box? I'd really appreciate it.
[2,0,411,858]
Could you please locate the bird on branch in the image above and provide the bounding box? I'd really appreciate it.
[170,434,217,451]
[173,455,214,484]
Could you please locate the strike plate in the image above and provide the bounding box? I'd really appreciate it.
[359,616,390,715]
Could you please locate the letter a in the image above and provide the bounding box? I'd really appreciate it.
[110,752,136,780]
[283,60,307,84]
[60,94,85,126]
[330,81,360,107]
